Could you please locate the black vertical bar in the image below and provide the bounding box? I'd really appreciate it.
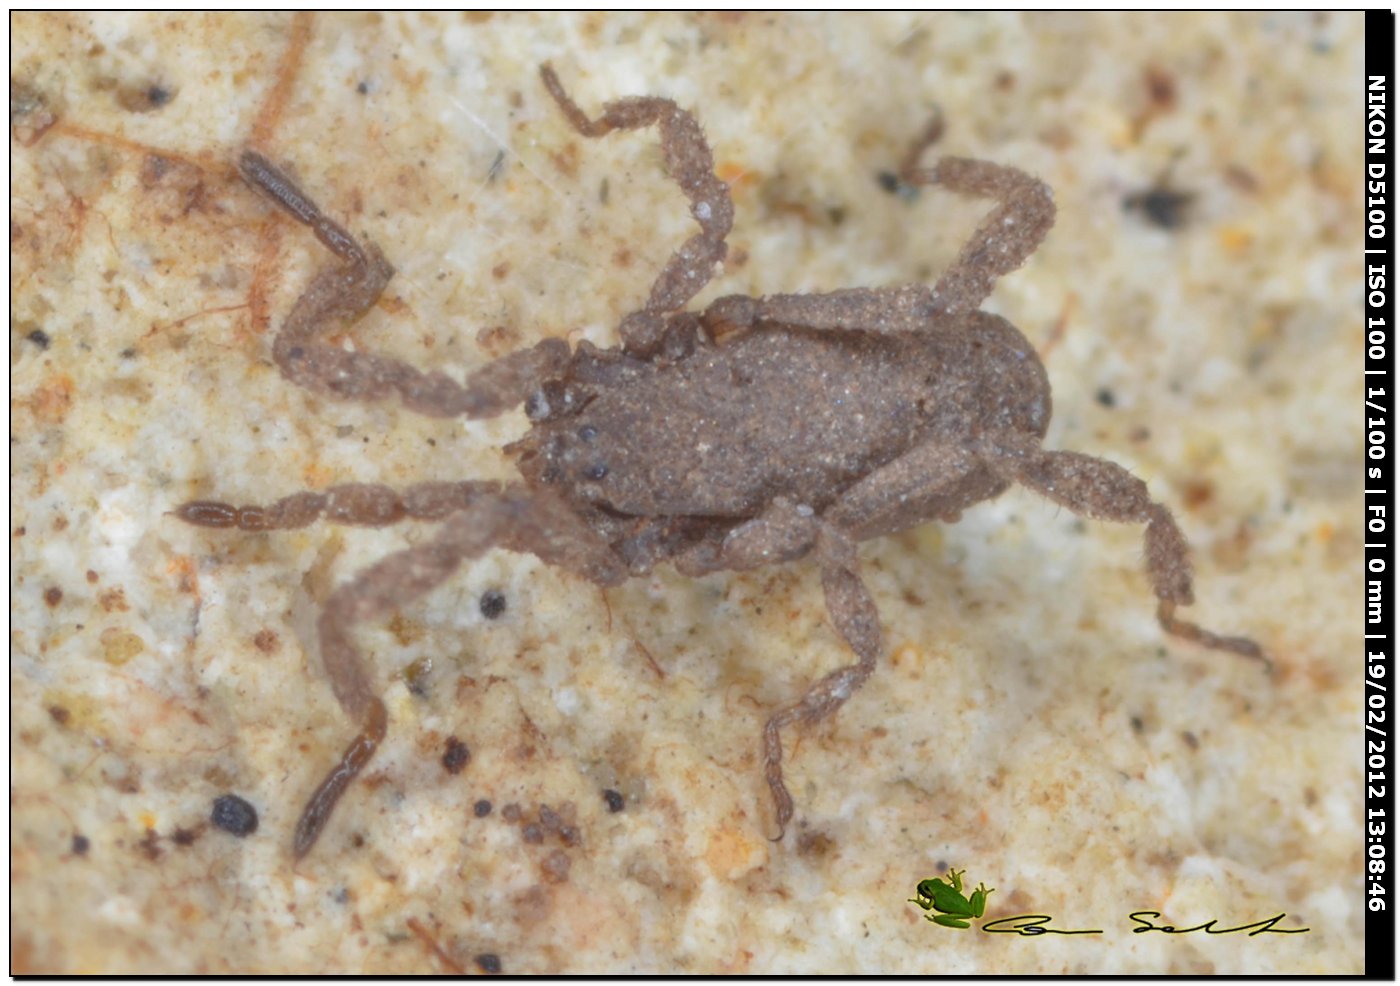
[1365,9,1395,981]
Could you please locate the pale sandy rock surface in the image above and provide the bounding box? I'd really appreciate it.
[12,12,1362,974]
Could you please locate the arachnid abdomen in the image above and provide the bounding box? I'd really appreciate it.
[527,313,1051,521]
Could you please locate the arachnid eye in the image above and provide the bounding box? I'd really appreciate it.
[585,463,609,481]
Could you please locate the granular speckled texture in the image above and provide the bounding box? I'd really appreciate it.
[11,12,1363,974]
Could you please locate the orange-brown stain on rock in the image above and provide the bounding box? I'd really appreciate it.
[26,374,74,424]
[704,817,767,880]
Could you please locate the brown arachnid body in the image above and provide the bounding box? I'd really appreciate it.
[178,65,1266,858]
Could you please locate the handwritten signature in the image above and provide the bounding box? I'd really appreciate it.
[975,911,1309,937]
[908,872,1310,938]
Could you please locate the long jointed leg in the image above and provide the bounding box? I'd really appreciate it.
[287,486,626,857]
[763,524,883,838]
[240,151,569,418]
[700,143,1055,338]
[982,432,1268,666]
[176,480,504,531]
[901,156,1057,318]
[540,64,734,356]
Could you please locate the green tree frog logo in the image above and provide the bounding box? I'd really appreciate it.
[908,868,995,928]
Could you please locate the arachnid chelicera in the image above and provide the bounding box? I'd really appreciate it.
[177,64,1266,859]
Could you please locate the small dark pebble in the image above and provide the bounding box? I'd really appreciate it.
[876,170,920,201]
[501,802,521,823]
[473,799,493,818]
[356,80,369,95]
[475,954,502,975]
[48,705,71,725]
[116,81,176,113]
[539,805,561,832]
[603,789,624,813]
[479,589,507,620]
[522,823,544,844]
[71,833,90,856]
[441,736,471,774]
[558,825,580,847]
[1095,387,1116,408]
[171,826,199,847]
[210,794,259,837]
[26,328,50,349]
[1125,187,1193,230]
[43,586,63,607]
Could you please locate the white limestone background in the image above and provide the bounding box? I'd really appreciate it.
[11,11,1362,974]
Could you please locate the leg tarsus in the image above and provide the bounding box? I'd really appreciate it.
[538,64,612,138]
[175,481,504,532]
[761,716,794,841]
[902,154,1056,317]
[282,487,625,857]
[242,150,566,419]
[762,524,881,838]
[293,696,386,858]
[896,108,946,183]
[983,431,1268,667]
[240,151,370,265]
[175,491,327,532]
[540,64,734,357]
[1159,600,1271,669]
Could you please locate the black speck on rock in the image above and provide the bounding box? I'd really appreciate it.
[442,735,470,774]
[479,589,506,619]
[210,794,259,837]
